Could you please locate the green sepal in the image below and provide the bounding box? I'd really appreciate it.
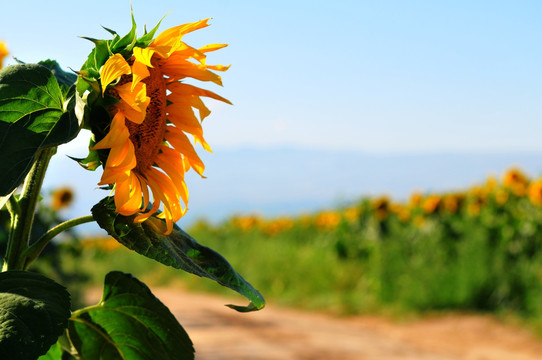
[67,137,101,170]
[68,152,101,171]
[0,271,71,360]
[135,14,166,48]
[67,271,194,360]
[91,197,266,312]
[110,11,138,53]
[77,39,109,85]
[101,27,118,37]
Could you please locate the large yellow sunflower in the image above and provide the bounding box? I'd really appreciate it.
[88,18,231,234]
[0,41,8,69]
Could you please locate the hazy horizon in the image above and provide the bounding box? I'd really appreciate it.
[43,142,542,234]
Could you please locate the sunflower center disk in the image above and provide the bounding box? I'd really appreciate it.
[125,67,167,174]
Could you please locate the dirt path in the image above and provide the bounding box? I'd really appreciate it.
[87,288,542,359]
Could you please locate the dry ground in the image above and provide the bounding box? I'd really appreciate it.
[86,288,542,360]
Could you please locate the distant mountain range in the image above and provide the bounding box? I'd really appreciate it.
[44,147,542,231]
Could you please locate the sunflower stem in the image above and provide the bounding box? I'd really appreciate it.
[22,215,95,270]
[4,147,56,271]
[2,198,19,271]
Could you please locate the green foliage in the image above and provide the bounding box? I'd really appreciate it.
[37,342,63,360]
[0,271,70,360]
[68,271,193,360]
[0,64,79,196]
[37,60,77,96]
[91,197,265,311]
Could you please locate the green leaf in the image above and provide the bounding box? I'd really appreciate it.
[0,189,15,210]
[37,60,77,95]
[38,342,62,360]
[91,197,266,312]
[68,271,194,360]
[0,64,80,196]
[39,334,77,360]
[0,271,71,360]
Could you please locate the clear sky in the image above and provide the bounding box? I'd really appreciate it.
[2,0,541,154]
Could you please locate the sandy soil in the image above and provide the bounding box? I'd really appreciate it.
[86,288,542,360]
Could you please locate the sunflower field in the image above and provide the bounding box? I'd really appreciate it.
[65,167,542,331]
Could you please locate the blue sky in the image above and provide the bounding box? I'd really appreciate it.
[2,0,541,153]
[2,1,542,226]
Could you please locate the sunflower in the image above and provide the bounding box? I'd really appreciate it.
[0,41,8,69]
[502,168,529,197]
[528,180,542,206]
[372,196,390,221]
[51,187,75,211]
[78,17,231,234]
[422,194,441,215]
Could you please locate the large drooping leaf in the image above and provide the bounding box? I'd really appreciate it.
[0,64,80,196]
[0,271,71,360]
[68,271,194,360]
[91,197,265,312]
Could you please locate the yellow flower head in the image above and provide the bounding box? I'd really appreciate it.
[231,215,263,232]
[422,194,441,214]
[372,196,390,221]
[528,180,542,206]
[495,189,509,205]
[51,187,74,211]
[408,191,423,209]
[442,194,460,214]
[390,203,410,222]
[0,41,8,69]
[484,175,498,193]
[262,217,295,236]
[343,207,361,224]
[503,168,529,197]
[77,15,231,234]
[314,211,341,231]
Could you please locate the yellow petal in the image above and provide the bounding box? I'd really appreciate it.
[165,127,205,176]
[134,198,161,224]
[107,139,132,167]
[166,104,211,151]
[116,173,144,215]
[100,54,131,95]
[206,64,231,72]
[133,46,155,68]
[0,41,8,69]
[198,43,228,53]
[92,113,129,150]
[168,82,232,105]
[144,169,186,234]
[131,60,150,91]
[156,148,189,205]
[151,18,210,50]
[171,42,207,64]
[115,82,150,124]
[98,166,130,186]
